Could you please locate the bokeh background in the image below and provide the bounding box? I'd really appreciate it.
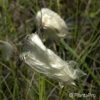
[0,0,100,100]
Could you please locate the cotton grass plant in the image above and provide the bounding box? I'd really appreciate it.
[0,0,99,100]
[20,33,86,87]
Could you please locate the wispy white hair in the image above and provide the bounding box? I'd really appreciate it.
[36,8,69,39]
[20,33,86,84]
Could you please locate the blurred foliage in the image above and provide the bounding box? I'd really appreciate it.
[0,0,100,100]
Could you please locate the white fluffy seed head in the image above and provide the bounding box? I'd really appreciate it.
[20,33,86,85]
[36,8,69,39]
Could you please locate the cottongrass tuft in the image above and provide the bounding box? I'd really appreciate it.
[20,33,86,85]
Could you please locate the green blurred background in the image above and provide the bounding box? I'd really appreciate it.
[0,0,100,100]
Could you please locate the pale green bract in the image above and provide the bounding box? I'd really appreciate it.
[20,33,86,85]
[0,40,13,61]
